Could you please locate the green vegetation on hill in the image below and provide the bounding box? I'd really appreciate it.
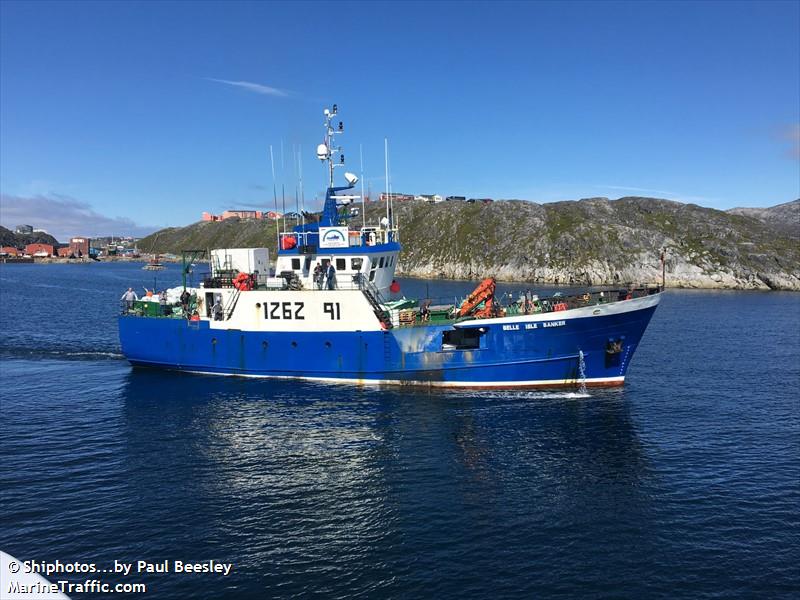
[135,197,800,290]
[0,226,60,248]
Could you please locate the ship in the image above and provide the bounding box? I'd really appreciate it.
[142,255,166,270]
[119,105,662,388]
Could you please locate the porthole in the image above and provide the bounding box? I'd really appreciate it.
[211,338,217,345]
[262,341,268,349]
[256,302,262,308]
[325,341,332,348]
[291,341,297,348]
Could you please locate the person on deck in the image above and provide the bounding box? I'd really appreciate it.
[180,289,191,314]
[313,263,324,290]
[212,298,223,321]
[420,302,430,322]
[326,263,336,290]
[121,288,138,311]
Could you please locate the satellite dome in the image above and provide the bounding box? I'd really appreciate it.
[316,143,330,161]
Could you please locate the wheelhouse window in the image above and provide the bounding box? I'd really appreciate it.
[379,256,385,268]
[291,258,301,270]
[369,257,377,282]
[336,258,346,270]
[351,258,363,271]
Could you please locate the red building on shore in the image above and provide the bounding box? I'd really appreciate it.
[25,243,54,257]
[202,210,264,222]
[68,237,90,257]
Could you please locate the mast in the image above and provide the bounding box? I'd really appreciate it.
[316,104,358,228]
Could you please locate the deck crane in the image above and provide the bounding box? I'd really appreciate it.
[457,277,500,319]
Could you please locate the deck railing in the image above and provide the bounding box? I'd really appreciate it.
[278,225,399,251]
[122,283,662,322]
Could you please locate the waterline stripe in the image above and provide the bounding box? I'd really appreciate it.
[137,364,625,389]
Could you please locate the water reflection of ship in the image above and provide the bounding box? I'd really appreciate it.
[120,371,659,594]
[122,370,650,498]
[119,370,396,577]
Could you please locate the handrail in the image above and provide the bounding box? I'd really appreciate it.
[352,273,392,328]
[223,287,241,320]
[505,284,662,316]
[278,225,400,249]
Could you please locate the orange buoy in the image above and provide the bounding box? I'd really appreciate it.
[233,272,253,291]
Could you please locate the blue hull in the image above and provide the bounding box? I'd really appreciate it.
[118,301,658,388]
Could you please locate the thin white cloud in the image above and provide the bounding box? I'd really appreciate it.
[596,185,680,197]
[781,123,800,160]
[206,78,290,98]
[0,194,158,241]
[594,184,717,205]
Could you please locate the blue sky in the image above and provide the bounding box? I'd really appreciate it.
[1,0,798,239]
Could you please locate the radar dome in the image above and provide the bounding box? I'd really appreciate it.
[316,144,330,161]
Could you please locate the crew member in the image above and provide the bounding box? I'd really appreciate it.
[121,287,138,311]
[326,262,336,290]
[313,263,324,290]
[180,289,191,314]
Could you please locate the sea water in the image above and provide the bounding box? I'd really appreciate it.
[1,262,798,598]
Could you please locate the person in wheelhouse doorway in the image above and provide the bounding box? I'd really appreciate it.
[313,263,324,290]
[326,262,337,290]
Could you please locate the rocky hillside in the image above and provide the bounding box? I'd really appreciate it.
[136,197,800,290]
[727,199,799,238]
[0,226,60,248]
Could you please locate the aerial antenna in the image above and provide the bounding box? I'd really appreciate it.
[270,145,279,247]
[360,143,366,229]
[384,138,390,238]
[281,139,285,234]
[298,144,305,228]
[293,143,299,221]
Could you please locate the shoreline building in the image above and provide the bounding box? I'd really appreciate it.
[202,210,265,222]
[379,192,415,202]
[24,243,54,257]
[69,237,90,257]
